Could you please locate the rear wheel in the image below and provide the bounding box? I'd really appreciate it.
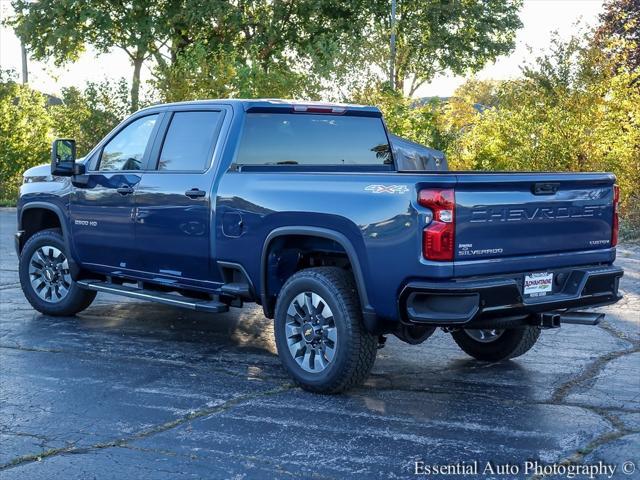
[19,229,96,316]
[274,267,377,394]
[451,326,541,361]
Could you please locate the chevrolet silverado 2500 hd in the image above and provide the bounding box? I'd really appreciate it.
[16,99,623,393]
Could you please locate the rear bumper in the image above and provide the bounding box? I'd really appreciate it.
[399,265,623,326]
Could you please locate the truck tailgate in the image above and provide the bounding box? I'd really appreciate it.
[454,173,616,260]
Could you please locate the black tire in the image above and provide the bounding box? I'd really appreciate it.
[451,326,541,362]
[274,267,377,394]
[19,229,96,316]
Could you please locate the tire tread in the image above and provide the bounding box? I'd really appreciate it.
[276,267,377,394]
[451,326,541,362]
[19,229,96,316]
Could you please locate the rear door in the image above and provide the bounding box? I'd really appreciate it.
[70,113,162,271]
[133,107,226,288]
[454,173,615,261]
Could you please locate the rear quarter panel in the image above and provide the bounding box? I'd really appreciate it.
[215,171,455,320]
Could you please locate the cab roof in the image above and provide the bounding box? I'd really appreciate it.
[140,99,382,117]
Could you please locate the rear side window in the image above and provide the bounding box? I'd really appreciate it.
[235,113,392,166]
[158,111,222,171]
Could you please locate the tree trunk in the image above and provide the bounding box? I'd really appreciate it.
[131,57,144,113]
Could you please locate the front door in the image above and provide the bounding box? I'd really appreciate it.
[134,109,225,288]
[70,113,161,272]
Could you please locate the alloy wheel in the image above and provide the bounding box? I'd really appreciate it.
[285,291,338,373]
[464,328,505,343]
[28,246,72,303]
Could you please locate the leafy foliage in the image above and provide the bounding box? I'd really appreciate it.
[366,0,522,95]
[152,0,377,102]
[50,80,130,156]
[443,34,639,229]
[0,72,52,201]
[0,74,127,203]
[153,43,315,101]
[353,86,450,151]
[10,0,171,111]
[10,0,375,107]
[9,0,523,104]
[596,0,640,75]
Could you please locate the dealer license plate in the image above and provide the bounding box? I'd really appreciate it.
[524,272,553,297]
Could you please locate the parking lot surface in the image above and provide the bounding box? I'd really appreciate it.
[0,208,638,479]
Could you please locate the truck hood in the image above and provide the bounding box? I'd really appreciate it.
[23,157,86,182]
[23,163,52,182]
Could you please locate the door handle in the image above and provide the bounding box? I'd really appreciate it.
[185,188,206,199]
[117,185,134,195]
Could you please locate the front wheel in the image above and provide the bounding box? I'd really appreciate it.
[19,229,96,316]
[274,267,377,394]
[451,326,541,362]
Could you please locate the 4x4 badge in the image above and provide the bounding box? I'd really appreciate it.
[365,184,409,194]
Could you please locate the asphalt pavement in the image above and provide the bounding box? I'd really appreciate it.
[0,208,638,479]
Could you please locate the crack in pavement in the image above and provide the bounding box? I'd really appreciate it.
[525,320,640,478]
[598,319,640,347]
[0,384,294,472]
[527,428,633,480]
[550,317,638,404]
[2,324,638,478]
[550,346,640,403]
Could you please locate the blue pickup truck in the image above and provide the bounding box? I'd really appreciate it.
[16,99,623,393]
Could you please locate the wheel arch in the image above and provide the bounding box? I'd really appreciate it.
[19,202,79,277]
[260,226,373,321]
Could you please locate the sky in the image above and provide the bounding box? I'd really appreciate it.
[0,0,605,99]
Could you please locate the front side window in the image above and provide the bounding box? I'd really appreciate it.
[99,114,158,171]
[158,111,222,171]
[235,113,392,166]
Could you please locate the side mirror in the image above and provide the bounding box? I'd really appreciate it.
[51,139,77,176]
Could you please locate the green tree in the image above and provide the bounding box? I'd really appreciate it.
[50,79,131,156]
[0,73,131,204]
[10,0,375,107]
[353,86,449,150]
[367,0,523,95]
[10,0,167,111]
[596,0,640,75]
[438,78,501,134]
[153,0,376,101]
[447,33,639,227]
[152,43,315,101]
[0,72,52,202]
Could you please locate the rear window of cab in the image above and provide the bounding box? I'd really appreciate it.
[235,113,392,167]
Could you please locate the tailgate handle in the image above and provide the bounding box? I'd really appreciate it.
[532,182,560,195]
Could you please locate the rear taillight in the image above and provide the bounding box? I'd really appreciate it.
[419,189,455,261]
[612,184,619,247]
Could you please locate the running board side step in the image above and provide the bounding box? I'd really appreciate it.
[77,280,229,313]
